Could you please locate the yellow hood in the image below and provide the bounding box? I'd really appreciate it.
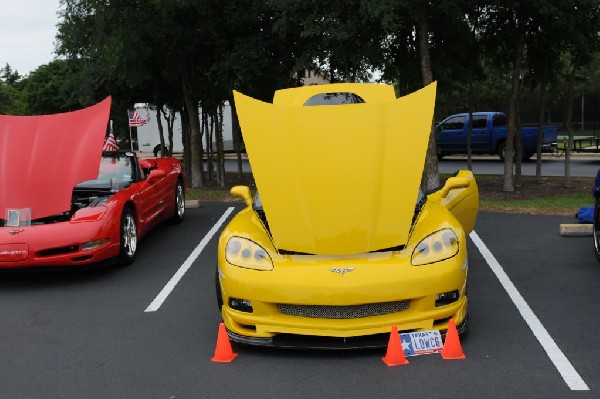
[234,82,437,255]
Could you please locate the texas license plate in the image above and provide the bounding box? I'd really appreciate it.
[399,330,443,356]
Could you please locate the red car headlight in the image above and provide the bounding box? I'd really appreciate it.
[82,238,110,251]
[71,207,108,222]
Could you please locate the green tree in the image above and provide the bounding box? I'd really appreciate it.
[556,0,600,188]
[272,0,385,83]
[367,0,477,190]
[0,64,25,114]
[20,59,89,114]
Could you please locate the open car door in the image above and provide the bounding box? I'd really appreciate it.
[431,170,479,234]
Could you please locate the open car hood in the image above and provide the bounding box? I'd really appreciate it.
[234,83,436,256]
[0,98,112,223]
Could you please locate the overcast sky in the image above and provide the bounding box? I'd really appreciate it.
[0,0,62,75]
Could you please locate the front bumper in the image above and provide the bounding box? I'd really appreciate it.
[0,221,119,269]
[218,252,469,348]
[226,315,468,349]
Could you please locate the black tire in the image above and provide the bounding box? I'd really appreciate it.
[497,142,507,161]
[593,199,600,262]
[497,142,528,162]
[118,207,137,266]
[215,268,224,312]
[457,313,469,339]
[171,180,185,224]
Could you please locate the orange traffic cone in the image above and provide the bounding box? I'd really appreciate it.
[441,319,465,360]
[211,323,238,362]
[381,325,409,366]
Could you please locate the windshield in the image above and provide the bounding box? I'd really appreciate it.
[76,154,136,190]
[303,92,365,106]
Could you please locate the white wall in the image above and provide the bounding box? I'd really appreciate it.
[134,103,234,153]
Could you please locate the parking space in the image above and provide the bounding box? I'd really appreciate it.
[1,206,599,398]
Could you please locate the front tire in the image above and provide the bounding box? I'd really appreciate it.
[215,268,224,312]
[118,207,137,266]
[593,199,600,262]
[171,180,185,224]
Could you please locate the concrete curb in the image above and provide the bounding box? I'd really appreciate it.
[185,200,201,208]
[560,223,592,237]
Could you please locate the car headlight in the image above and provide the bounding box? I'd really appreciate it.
[225,237,273,271]
[411,228,459,266]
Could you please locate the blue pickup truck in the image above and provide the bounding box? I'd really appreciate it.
[435,112,558,161]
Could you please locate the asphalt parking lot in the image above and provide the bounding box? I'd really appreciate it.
[1,204,598,398]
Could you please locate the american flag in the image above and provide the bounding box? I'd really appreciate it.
[102,125,120,152]
[128,109,147,127]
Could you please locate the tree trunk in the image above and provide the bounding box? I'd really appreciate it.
[215,104,226,188]
[181,66,204,188]
[515,101,522,188]
[181,105,191,187]
[563,60,578,189]
[503,16,525,192]
[535,83,547,183]
[230,98,244,179]
[467,83,473,171]
[417,13,439,191]
[203,110,213,184]
[155,106,166,157]
[161,107,176,155]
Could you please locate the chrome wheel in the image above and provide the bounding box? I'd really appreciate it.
[172,181,185,224]
[123,214,137,256]
[176,184,185,218]
[119,208,137,265]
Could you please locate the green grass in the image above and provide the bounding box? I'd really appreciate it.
[480,192,590,215]
[186,187,241,202]
[185,175,594,215]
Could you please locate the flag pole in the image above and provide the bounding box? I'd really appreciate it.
[127,109,133,151]
[129,125,133,151]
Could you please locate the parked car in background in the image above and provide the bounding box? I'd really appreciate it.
[436,112,558,161]
[593,169,600,261]
[0,99,185,270]
[0,151,185,269]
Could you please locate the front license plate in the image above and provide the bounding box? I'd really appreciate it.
[0,244,29,262]
[399,330,443,356]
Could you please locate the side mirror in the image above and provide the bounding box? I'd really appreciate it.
[139,159,152,169]
[230,185,253,207]
[147,169,166,183]
[439,177,470,198]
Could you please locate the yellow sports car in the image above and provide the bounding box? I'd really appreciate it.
[216,82,479,348]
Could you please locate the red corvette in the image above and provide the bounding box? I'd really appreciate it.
[0,99,185,269]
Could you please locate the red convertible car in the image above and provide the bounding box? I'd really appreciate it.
[0,100,185,269]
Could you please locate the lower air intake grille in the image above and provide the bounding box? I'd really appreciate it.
[277,300,410,319]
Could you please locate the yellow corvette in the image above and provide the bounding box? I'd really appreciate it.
[216,82,479,348]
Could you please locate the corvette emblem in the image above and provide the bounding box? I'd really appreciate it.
[8,229,25,235]
[330,267,355,276]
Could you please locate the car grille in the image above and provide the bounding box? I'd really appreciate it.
[277,300,410,319]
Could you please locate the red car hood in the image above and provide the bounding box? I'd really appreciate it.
[0,98,112,222]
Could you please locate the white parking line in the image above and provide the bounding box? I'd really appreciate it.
[145,207,235,313]
[469,230,589,391]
